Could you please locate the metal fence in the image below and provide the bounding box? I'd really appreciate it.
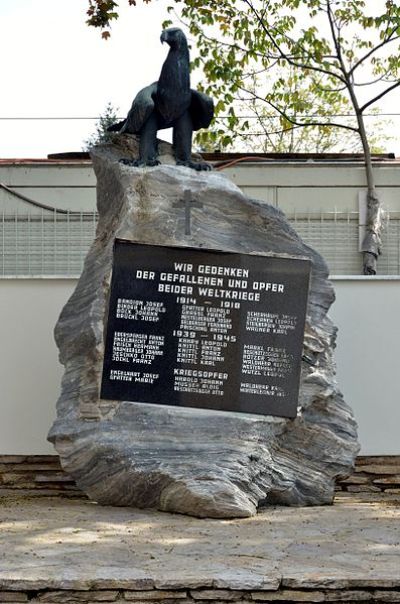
[0,208,399,277]
[0,210,97,277]
[288,209,400,275]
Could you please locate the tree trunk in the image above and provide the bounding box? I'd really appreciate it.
[361,189,383,275]
[356,112,384,275]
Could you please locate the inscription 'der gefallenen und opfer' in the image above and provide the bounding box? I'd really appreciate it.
[100,240,311,419]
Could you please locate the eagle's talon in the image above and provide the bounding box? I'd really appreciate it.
[177,160,213,171]
[142,159,161,167]
[119,158,160,168]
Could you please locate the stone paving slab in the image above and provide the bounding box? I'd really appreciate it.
[0,493,399,595]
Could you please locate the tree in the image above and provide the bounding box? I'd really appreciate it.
[87,0,400,274]
[86,0,151,38]
[83,102,120,150]
[197,69,391,154]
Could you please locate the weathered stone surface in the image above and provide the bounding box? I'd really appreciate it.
[1,495,399,594]
[0,456,27,464]
[212,578,279,592]
[153,580,213,591]
[336,491,400,503]
[372,592,400,602]
[337,475,371,485]
[191,591,244,600]
[0,574,155,592]
[34,473,74,483]
[0,464,61,472]
[355,465,399,475]
[282,578,400,589]
[346,485,381,493]
[2,590,400,604]
[356,456,400,466]
[190,601,254,604]
[0,488,84,498]
[124,600,193,604]
[25,455,60,463]
[0,474,35,485]
[0,593,28,603]
[37,590,119,602]
[252,589,326,602]
[322,590,376,601]
[124,592,188,601]
[373,476,400,485]
[252,590,327,601]
[48,137,359,518]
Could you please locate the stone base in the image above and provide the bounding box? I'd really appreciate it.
[1,586,400,602]
[0,493,399,602]
[1,455,400,497]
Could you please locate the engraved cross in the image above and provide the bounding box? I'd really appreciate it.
[173,189,203,236]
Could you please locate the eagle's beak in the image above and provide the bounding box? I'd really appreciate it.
[160,31,168,44]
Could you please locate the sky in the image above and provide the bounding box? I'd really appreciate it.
[0,0,175,157]
[0,0,400,158]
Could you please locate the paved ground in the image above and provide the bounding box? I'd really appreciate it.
[0,492,399,593]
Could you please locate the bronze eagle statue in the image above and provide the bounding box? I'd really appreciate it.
[108,27,214,171]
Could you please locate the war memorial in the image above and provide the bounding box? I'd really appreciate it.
[47,28,359,516]
[1,26,399,604]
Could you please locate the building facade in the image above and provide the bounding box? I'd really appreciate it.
[1,156,399,455]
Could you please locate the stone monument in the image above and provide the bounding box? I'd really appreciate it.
[48,134,359,518]
[48,27,359,517]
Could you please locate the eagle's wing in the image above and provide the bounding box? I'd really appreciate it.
[189,90,214,131]
[121,82,158,134]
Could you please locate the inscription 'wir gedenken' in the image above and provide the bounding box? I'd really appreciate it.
[137,262,286,299]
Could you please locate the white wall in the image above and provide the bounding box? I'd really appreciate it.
[226,162,400,212]
[0,162,95,212]
[2,160,400,213]
[1,161,398,455]
[329,278,400,456]
[0,280,74,454]
[0,278,399,455]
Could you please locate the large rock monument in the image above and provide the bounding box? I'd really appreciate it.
[48,134,359,518]
[49,25,358,517]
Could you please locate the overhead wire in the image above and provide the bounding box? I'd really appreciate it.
[0,112,400,120]
[0,182,95,216]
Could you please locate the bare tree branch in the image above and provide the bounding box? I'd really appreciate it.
[326,0,349,79]
[360,80,400,113]
[173,9,277,61]
[354,69,393,87]
[349,32,400,76]
[238,85,359,132]
[241,0,347,84]
[250,98,276,150]
[236,124,304,137]
[242,65,278,80]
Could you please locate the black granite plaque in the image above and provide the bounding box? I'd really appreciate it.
[100,240,311,418]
